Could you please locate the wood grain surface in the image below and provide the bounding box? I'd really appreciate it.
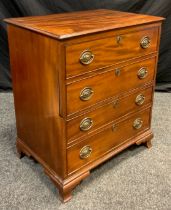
[67,107,151,174]
[66,86,153,143]
[4,9,164,39]
[5,9,163,202]
[66,27,159,78]
[66,56,156,115]
[7,25,67,179]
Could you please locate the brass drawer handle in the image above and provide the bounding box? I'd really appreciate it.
[80,87,94,101]
[133,118,143,130]
[137,67,148,79]
[80,117,93,131]
[80,145,92,159]
[140,36,151,49]
[135,94,145,106]
[80,50,94,65]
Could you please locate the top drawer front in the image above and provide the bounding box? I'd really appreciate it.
[66,27,158,78]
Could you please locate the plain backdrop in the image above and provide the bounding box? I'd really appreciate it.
[0,0,171,91]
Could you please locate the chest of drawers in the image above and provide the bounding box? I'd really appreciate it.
[5,9,164,202]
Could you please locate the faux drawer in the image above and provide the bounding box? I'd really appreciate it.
[67,86,153,142]
[67,107,151,174]
[66,27,158,78]
[67,57,156,115]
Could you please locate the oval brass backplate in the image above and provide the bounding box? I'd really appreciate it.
[133,118,143,130]
[80,87,94,101]
[137,67,148,79]
[80,49,94,65]
[80,145,92,159]
[140,36,151,49]
[80,117,93,131]
[135,94,145,106]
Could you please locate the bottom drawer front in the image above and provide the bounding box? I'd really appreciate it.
[67,108,151,174]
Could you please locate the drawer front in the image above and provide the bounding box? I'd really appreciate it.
[67,57,156,115]
[67,108,151,174]
[66,27,158,78]
[67,86,153,142]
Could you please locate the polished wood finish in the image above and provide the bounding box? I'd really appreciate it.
[67,107,151,174]
[66,86,153,142]
[7,25,67,179]
[5,9,164,202]
[5,9,164,39]
[66,27,158,78]
[66,57,156,114]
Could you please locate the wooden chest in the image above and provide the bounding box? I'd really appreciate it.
[5,9,164,202]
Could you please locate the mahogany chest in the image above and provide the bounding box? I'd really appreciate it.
[5,9,164,202]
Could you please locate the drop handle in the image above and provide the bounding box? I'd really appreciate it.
[135,94,145,106]
[137,67,148,79]
[80,145,92,159]
[80,50,94,65]
[140,36,151,49]
[133,118,143,130]
[80,87,94,101]
[80,117,93,131]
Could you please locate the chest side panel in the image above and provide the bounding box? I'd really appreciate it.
[7,25,67,178]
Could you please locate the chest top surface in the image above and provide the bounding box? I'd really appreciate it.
[5,9,164,40]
